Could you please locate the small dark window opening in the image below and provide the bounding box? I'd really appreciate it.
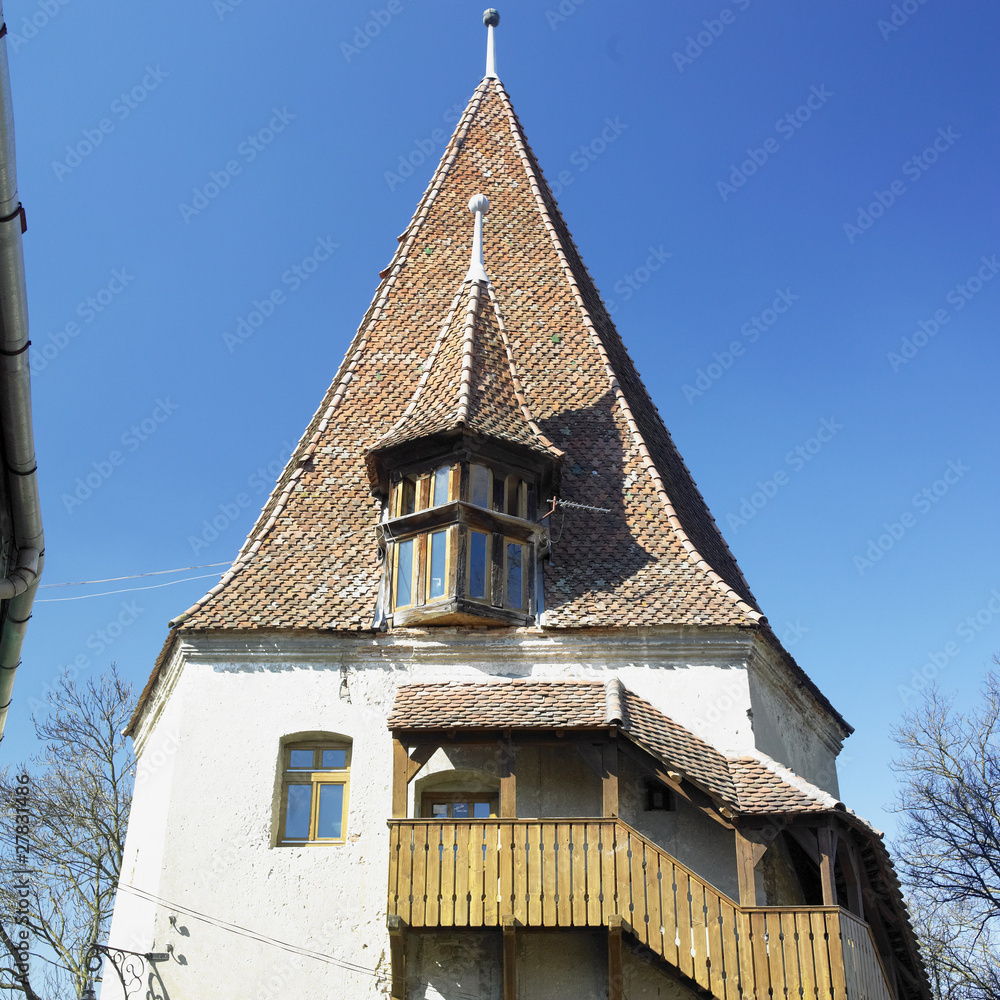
[645,782,674,811]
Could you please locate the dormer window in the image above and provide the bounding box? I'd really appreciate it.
[378,454,547,628]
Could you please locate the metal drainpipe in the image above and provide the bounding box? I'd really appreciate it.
[0,1,45,741]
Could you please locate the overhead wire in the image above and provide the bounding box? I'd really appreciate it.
[115,883,488,1000]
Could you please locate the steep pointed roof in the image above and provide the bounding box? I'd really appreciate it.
[371,276,561,458]
[173,75,762,632]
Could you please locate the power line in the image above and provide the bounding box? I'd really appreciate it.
[35,573,223,603]
[115,883,488,1000]
[39,562,231,589]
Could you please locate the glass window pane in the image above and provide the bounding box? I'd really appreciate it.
[473,802,492,818]
[322,749,346,769]
[396,539,414,607]
[432,465,451,506]
[469,531,487,599]
[289,750,314,769]
[452,802,469,818]
[470,465,489,508]
[506,542,523,608]
[431,803,448,818]
[429,531,446,599]
[284,785,311,839]
[400,478,416,516]
[316,784,344,839]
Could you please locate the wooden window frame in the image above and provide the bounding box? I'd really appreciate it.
[421,791,499,819]
[278,741,351,846]
[466,528,491,602]
[424,527,451,604]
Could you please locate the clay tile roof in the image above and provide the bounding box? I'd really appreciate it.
[388,679,608,730]
[619,688,736,804]
[170,75,762,633]
[728,754,843,814]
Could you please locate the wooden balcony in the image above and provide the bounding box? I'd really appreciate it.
[387,818,893,1000]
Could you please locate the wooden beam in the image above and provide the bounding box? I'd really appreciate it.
[392,739,409,819]
[502,914,516,1000]
[735,828,758,907]
[603,739,619,818]
[405,743,438,783]
[500,737,516,818]
[817,826,838,906]
[387,914,405,1000]
[608,913,623,1000]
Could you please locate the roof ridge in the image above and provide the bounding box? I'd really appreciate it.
[492,80,761,624]
[455,280,484,424]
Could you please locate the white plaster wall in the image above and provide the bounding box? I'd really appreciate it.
[746,659,841,796]
[106,626,845,998]
[518,931,606,999]
[408,931,502,1000]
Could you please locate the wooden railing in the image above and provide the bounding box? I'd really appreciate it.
[386,818,893,1000]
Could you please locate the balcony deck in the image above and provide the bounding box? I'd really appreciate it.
[387,818,893,1000]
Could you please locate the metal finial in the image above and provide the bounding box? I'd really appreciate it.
[483,9,499,79]
[466,194,490,283]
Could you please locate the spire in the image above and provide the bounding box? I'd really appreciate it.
[465,193,490,283]
[484,8,499,80]
[172,63,764,633]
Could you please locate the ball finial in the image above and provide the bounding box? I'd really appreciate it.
[483,8,500,28]
[468,193,490,216]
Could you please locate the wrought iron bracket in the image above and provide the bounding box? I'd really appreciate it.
[84,943,168,999]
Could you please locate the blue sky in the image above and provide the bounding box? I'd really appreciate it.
[3,0,999,844]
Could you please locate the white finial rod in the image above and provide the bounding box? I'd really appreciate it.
[483,9,499,79]
[466,193,490,283]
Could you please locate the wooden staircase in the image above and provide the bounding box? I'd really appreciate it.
[387,818,893,1000]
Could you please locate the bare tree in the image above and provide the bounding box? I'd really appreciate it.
[893,667,1000,1000]
[0,665,134,1000]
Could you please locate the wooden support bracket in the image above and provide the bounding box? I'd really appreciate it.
[608,913,623,1000]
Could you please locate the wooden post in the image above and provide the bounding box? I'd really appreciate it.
[735,828,757,907]
[392,739,408,819]
[602,739,619,818]
[387,914,405,1000]
[500,736,516,818]
[608,913,623,1000]
[502,913,516,1000]
[817,826,838,907]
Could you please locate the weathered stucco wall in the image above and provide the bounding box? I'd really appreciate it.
[103,626,842,998]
